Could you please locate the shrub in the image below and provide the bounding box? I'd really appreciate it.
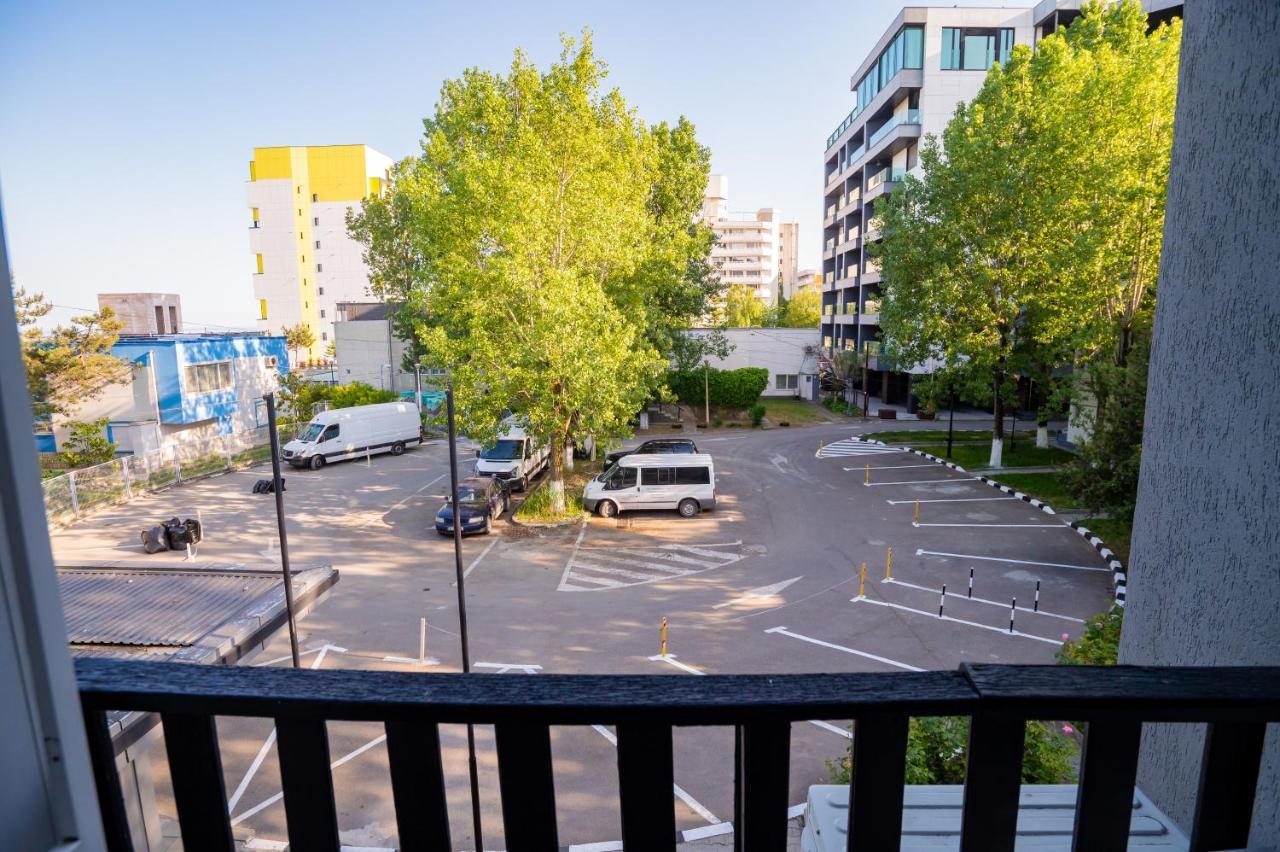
[61,418,117,468]
[749,403,766,426]
[666,367,769,409]
[1057,606,1123,666]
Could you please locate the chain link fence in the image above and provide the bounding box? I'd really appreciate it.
[42,426,275,529]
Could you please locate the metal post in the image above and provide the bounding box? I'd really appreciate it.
[121,457,132,501]
[885,546,893,580]
[447,385,484,852]
[939,584,946,618]
[858,561,866,598]
[263,393,301,669]
[1009,598,1017,634]
[947,388,956,459]
[703,360,710,426]
[68,471,80,516]
[968,567,974,599]
[1034,580,1041,613]
[862,344,870,417]
[414,364,423,412]
[661,616,668,656]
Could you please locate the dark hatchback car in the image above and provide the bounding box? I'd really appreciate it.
[434,476,509,536]
[604,438,698,467]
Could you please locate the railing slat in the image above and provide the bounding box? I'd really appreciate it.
[83,706,135,852]
[495,722,558,851]
[385,720,451,852]
[275,716,339,852]
[1189,721,1267,852]
[848,713,908,851]
[959,713,1024,852]
[161,713,234,850]
[1071,719,1141,852]
[738,721,791,852]
[616,722,676,851]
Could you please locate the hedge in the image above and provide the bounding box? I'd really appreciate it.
[666,367,769,409]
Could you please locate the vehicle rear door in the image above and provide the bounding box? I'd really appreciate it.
[638,465,678,509]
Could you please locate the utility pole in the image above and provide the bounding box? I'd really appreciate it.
[861,343,870,418]
[263,393,300,669]
[413,364,423,411]
[947,385,956,459]
[703,360,710,426]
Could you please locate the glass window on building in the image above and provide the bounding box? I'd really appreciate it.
[184,361,233,394]
[942,27,1015,70]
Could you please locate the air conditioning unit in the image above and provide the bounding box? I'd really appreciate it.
[264,356,278,368]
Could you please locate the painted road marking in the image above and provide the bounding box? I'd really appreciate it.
[808,720,853,739]
[916,549,1110,573]
[914,522,1066,528]
[846,463,940,471]
[883,578,1085,623]
[475,662,543,674]
[589,724,721,825]
[712,576,803,609]
[560,541,746,592]
[887,496,1017,505]
[852,598,1064,645]
[865,477,978,486]
[462,537,499,578]
[818,438,908,458]
[232,733,389,826]
[764,626,924,672]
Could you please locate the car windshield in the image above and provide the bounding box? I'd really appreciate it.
[299,422,325,442]
[451,486,487,505]
[480,439,523,460]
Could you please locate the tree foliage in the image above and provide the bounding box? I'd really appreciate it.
[349,32,716,513]
[776,290,821,328]
[666,367,768,410]
[875,1,1180,469]
[15,289,129,424]
[719,287,820,329]
[721,284,766,328]
[1057,605,1123,666]
[277,374,398,432]
[61,418,118,468]
[283,324,316,364]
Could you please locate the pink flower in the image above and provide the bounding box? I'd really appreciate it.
[1063,725,1074,734]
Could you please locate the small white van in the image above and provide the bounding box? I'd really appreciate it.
[474,425,549,491]
[583,453,716,518]
[283,402,421,470]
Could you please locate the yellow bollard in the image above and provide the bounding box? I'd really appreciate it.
[865,463,870,485]
[914,499,920,525]
[859,561,866,597]
[819,439,824,456]
[885,546,893,580]
[661,616,668,657]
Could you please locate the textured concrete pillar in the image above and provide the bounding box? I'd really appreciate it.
[1117,0,1280,842]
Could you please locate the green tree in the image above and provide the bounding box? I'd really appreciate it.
[722,284,766,327]
[60,418,118,468]
[283,324,316,365]
[352,32,698,514]
[779,289,821,328]
[15,289,129,424]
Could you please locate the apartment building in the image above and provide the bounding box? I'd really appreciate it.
[778,222,800,298]
[246,144,394,358]
[820,0,1182,405]
[97,293,183,335]
[703,175,797,305]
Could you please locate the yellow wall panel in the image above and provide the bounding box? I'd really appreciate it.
[306,145,368,201]
[259,299,268,320]
[255,253,264,274]
[252,147,298,180]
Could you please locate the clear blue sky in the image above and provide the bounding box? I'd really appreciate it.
[1,0,1004,330]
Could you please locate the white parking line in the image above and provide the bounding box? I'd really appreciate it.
[845,464,940,471]
[865,478,978,486]
[764,627,924,671]
[808,720,853,739]
[914,522,1066,528]
[852,598,1064,645]
[648,654,705,676]
[887,496,1017,504]
[462,537,499,578]
[916,549,1110,573]
[882,578,1085,623]
[588,724,721,825]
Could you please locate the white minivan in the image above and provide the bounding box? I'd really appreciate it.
[583,453,716,518]
[474,425,549,491]
[283,402,422,470]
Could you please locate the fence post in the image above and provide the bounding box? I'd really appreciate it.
[224,435,233,471]
[121,457,133,501]
[173,444,182,484]
[68,470,80,517]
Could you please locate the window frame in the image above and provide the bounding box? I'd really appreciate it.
[182,360,233,395]
[942,26,1015,71]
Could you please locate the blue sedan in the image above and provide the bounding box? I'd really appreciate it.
[435,477,509,536]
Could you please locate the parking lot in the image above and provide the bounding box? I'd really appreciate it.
[52,422,1116,850]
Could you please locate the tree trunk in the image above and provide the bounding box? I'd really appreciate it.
[564,443,574,473]
[1036,425,1049,449]
[990,364,1006,468]
[548,434,566,514]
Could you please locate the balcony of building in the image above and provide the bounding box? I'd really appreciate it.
[864,166,905,204]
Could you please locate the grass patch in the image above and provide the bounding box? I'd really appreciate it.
[515,461,603,524]
[983,472,1078,509]
[910,443,1072,469]
[759,398,830,424]
[1077,517,1132,565]
[871,429,996,444]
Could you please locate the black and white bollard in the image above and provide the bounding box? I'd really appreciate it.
[1009,598,1017,634]
[968,568,974,599]
[1034,580,1041,613]
[939,584,947,618]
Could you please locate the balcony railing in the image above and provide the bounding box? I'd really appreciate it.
[866,167,906,193]
[869,109,922,148]
[827,105,863,149]
[77,659,1280,852]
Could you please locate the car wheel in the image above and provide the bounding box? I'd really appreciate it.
[391,441,405,456]
[678,498,699,518]
[309,455,325,471]
[516,476,527,492]
[503,494,511,515]
[597,500,618,519]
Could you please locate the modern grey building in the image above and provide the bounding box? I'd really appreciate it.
[820,0,1182,406]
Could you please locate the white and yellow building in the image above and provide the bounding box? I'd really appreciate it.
[702,175,799,306]
[246,144,394,359]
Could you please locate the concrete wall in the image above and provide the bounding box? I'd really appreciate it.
[97,293,183,335]
[685,328,820,398]
[1117,1,1280,842]
[334,319,413,392]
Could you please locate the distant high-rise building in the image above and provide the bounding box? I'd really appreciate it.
[778,222,800,298]
[97,293,183,335]
[246,145,394,358]
[702,175,798,305]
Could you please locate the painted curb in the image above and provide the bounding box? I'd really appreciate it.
[854,434,1126,607]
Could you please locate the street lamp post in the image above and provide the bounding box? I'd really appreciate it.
[379,363,391,392]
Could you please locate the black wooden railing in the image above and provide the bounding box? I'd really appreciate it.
[76,659,1280,852]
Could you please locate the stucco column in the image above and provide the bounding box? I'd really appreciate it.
[1117,1,1280,841]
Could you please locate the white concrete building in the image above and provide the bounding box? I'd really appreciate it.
[97,293,183,335]
[683,327,821,399]
[332,302,418,393]
[778,222,800,298]
[702,175,798,305]
[247,145,394,358]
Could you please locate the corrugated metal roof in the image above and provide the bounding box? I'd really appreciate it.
[69,645,176,663]
[58,568,279,647]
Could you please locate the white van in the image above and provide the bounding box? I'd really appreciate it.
[583,453,716,518]
[474,425,549,491]
[283,402,422,470]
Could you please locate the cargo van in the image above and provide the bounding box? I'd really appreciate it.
[282,402,422,470]
[474,425,549,491]
[583,453,716,518]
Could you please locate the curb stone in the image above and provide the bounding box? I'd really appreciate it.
[855,435,1126,607]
